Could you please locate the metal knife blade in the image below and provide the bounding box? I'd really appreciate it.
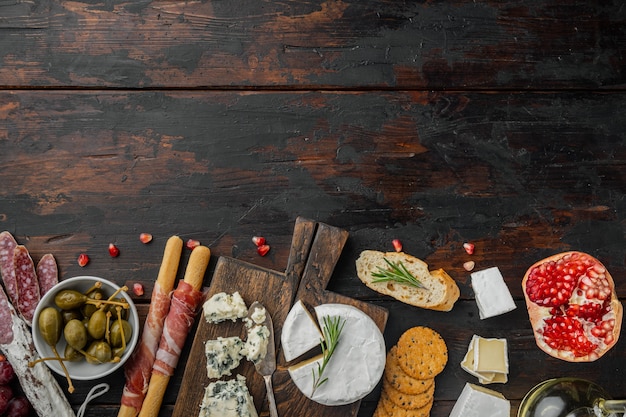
[248,301,278,417]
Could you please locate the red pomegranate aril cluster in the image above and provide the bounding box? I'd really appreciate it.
[542,316,597,357]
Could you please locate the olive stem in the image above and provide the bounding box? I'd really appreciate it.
[51,346,75,394]
[105,311,112,345]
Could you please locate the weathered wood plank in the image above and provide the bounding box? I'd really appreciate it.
[0,0,624,89]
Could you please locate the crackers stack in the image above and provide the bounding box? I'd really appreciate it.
[374,327,448,417]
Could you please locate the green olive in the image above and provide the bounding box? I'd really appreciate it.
[38,307,63,347]
[87,309,107,340]
[63,344,84,362]
[54,290,89,310]
[61,309,82,325]
[110,320,132,348]
[81,303,98,318]
[85,340,112,364]
[63,319,88,350]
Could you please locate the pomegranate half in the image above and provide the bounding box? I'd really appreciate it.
[522,251,623,362]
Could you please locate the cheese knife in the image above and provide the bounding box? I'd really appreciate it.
[248,301,279,417]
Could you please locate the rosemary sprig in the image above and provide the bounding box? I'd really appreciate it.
[371,257,426,289]
[311,315,346,396]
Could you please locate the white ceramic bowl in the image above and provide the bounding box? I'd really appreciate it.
[32,276,139,380]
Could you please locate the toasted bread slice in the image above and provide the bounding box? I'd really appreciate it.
[356,250,459,311]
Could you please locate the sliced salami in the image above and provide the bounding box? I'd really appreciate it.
[36,253,58,296]
[0,284,76,416]
[13,245,40,325]
[0,231,18,305]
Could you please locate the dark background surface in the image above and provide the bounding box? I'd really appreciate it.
[1,1,625,416]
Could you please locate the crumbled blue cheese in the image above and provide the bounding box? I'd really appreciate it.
[203,291,248,323]
[243,305,266,329]
[205,336,244,379]
[241,325,270,364]
[199,374,258,417]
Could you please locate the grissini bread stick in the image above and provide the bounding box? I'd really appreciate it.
[138,245,210,417]
[118,236,184,417]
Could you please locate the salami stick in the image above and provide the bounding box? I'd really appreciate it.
[137,245,210,417]
[13,245,40,326]
[0,231,18,305]
[118,236,184,417]
[36,253,58,296]
[0,284,75,416]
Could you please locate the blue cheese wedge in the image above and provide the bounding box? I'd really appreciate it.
[449,383,510,417]
[287,303,386,406]
[205,336,244,379]
[203,291,248,323]
[198,374,258,417]
[470,267,517,319]
[241,325,270,364]
[281,299,323,362]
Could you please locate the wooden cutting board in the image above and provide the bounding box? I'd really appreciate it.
[173,217,389,417]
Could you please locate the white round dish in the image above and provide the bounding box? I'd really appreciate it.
[32,276,139,380]
[287,303,386,406]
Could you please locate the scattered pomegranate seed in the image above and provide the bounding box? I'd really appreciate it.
[257,244,270,257]
[392,239,403,252]
[77,253,89,267]
[133,283,144,296]
[463,261,475,271]
[108,243,120,258]
[139,233,153,244]
[463,242,475,255]
[252,236,266,247]
[186,239,200,250]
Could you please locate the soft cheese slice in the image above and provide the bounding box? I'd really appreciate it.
[460,335,508,384]
[288,303,386,406]
[281,299,323,362]
[204,336,244,379]
[203,291,248,323]
[449,383,510,417]
[198,374,258,417]
[470,267,516,319]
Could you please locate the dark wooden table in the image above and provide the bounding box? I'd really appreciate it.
[1,1,625,416]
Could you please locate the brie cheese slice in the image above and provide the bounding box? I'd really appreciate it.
[281,299,323,362]
[449,383,510,417]
[471,267,516,319]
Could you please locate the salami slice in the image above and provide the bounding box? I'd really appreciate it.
[36,253,58,296]
[13,245,40,325]
[0,231,18,305]
[0,284,76,416]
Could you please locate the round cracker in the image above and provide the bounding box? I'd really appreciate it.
[382,377,435,409]
[380,389,433,417]
[384,346,435,395]
[396,326,448,379]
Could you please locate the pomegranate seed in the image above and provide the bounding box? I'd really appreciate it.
[139,233,153,244]
[463,242,475,255]
[133,283,144,296]
[108,243,120,258]
[392,239,403,252]
[257,244,270,257]
[252,236,266,247]
[186,239,200,250]
[463,261,475,271]
[77,253,89,267]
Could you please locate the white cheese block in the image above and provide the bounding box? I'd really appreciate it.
[470,267,517,319]
[198,374,258,417]
[449,383,510,417]
[281,299,323,362]
[203,291,248,323]
[460,335,508,384]
[242,324,270,364]
[204,336,244,379]
[287,303,386,406]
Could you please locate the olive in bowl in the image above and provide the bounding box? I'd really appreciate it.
[32,276,139,382]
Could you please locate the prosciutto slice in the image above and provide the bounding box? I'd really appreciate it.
[152,280,203,376]
[121,280,174,411]
[0,284,75,416]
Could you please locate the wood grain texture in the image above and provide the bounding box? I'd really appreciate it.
[0,1,624,89]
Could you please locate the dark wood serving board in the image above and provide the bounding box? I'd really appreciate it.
[173,217,389,417]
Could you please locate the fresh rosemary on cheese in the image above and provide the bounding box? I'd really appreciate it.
[312,315,346,395]
[371,258,426,289]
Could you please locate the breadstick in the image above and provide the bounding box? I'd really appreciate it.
[138,245,210,417]
[118,236,184,417]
